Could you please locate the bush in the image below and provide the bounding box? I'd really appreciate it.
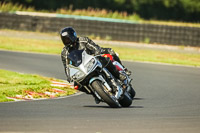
[1,0,200,22]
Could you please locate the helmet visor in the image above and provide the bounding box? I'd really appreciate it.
[62,36,71,45]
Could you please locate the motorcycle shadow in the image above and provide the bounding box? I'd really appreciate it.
[83,105,112,109]
[83,105,144,109]
[84,97,144,109]
[134,98,145,100]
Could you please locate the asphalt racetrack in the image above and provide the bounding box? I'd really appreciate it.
[0,50,200,133]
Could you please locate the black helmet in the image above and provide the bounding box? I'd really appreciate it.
[60,27,77,47]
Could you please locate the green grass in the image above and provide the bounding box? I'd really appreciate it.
[0,69,76,102]
[110,46,200,66]
[0,31,200,67]
[0,36,62,54]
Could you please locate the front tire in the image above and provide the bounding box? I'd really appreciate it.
[91,80,121,108]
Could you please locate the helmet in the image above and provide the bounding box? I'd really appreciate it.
[60,27,77,47]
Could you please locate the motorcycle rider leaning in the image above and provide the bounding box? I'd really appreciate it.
[60,27,131,88]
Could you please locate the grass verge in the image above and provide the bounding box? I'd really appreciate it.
[0,31,200,67]
[110,46,200,67]
[0,69,76,102]
[0,36,62,54]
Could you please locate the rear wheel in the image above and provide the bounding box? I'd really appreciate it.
[91,80,121,108]
[119,92,132,107]
[129,87,136,99]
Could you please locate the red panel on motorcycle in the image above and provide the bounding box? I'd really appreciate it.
[102,54,114,62]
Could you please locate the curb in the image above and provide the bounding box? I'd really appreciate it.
[6,80,76,102]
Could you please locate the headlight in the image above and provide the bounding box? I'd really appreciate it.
[85,58,95,72]
[74,71,85,79]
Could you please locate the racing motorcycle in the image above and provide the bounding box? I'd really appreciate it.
[67,49,135,108]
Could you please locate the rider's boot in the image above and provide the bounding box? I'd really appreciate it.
[93,95,100,104]
[124,68,131,76]
[119,73,127,82]
[94,97,100,104]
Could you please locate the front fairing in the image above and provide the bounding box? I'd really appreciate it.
[67,50,102,82]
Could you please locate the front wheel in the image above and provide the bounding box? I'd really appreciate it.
[91,80,121,108]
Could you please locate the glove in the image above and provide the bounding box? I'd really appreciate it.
[94,49,101,56]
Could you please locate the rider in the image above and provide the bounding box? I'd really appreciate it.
[60,27,131,85]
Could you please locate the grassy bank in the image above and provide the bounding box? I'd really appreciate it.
[0,30,200,67]
[0,69,76,102]
[0,36,62,54]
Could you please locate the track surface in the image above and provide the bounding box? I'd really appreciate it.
[0,50,200,133]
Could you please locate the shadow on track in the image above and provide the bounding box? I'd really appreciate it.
[83,105,112,108]
[83,105,144,109]
[134,98,145,100]
[83,98,144,109]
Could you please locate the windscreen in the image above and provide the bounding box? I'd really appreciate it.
[67,50,84,67]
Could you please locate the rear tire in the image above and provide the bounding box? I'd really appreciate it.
[119,92,132,107]
[91,80,121,108]
[130,87,136,99]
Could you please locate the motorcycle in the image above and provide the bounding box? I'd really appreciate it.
[67,49,135,108]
